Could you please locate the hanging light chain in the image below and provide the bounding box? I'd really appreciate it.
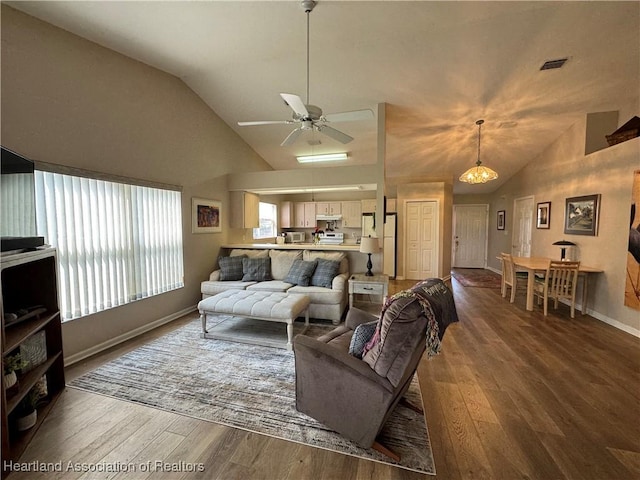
[306,10,310,105]
[476,119,484,166]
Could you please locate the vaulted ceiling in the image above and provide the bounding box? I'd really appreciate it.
[6,1,639,194]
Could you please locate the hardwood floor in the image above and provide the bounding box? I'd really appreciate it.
[7,277,640,479]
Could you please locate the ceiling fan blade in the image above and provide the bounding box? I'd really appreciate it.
[281,128,303,147]
[238,120,291,126]
[323,109,374,123]
[280,93,309,118]
[317,125,353,144]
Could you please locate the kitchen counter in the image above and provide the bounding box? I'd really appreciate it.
[222,243,361,252]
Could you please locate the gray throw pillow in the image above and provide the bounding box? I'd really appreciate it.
[218,255,247,281]
[310,258,341,288]
[284,259,317,286]
[242,257,272,282]
[348,320,378,359]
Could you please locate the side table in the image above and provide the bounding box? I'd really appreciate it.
[348,273,389,313]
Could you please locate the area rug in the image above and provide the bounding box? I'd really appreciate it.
[451,268,502,288]
[69,317,435,475]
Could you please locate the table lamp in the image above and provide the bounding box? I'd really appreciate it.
[552,240,576,260]
[360,237,380,276]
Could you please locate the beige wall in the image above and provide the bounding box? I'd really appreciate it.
[485,116,640,333]
[1,6,272,358]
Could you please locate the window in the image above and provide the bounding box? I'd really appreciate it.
[34,170,184,321]
[253,202,277,239]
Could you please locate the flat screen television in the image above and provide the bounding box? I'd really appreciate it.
[1,147,45,252]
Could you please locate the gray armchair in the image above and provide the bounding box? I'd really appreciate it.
[293,278,458,459]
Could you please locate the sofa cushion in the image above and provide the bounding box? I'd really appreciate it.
[242,257,272,282]
[303,251,348,275]
[287,285,343,305]
[348,321,378,359]
[269,250,303,280]
[218,255,247,281]
[246,281,294,292]
[201,280,256,297]
[310,258,341,288]
[230,249,269,258]
[285,259,318,286]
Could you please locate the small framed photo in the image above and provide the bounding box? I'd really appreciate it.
[564,194,600,236]
[536,202,551,229]
[497,210,505,230]
[192,198,221,233]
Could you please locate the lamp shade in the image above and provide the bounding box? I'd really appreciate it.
[552,239,576,260]
[360,237,379,254]
[552,240,576,246]
[459,165,499,184]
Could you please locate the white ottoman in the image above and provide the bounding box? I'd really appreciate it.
[198,290,311,350]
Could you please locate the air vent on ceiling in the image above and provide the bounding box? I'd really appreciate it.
[307,139,322,146]
[540,58,568,70]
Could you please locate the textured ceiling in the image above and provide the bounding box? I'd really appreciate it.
[6,1,640,194]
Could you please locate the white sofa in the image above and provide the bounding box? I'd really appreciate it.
[201,248,349,324]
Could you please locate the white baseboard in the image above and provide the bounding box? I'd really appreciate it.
[467,267,640,338]
[559,299,640,338]
[64,305,197,366]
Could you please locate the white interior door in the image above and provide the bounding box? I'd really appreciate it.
[405,201,438,280]
[453,204,488,268]
[512,196,534,257]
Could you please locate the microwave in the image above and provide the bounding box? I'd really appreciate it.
[285,232,305,243]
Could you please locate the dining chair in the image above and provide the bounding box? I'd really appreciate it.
[500,252,527,303]
[534,260,581,318]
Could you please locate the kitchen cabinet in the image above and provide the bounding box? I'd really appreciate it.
[280,201,293,228]
[230,191,259,229]
[361,199,377,213]
[316,202,341,216]
[341,201,362,228]
[1,249,65,468]
[294,202,317,228]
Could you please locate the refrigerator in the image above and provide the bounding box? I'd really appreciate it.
[383,214,397,278]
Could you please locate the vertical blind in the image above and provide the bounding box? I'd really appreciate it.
[35,171,184,321]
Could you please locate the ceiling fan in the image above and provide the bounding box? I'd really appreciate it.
[237,0,374,147]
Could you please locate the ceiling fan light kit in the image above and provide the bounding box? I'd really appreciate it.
[459,119,499,184]
[237,0,373,150]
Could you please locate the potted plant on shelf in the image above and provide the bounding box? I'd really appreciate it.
[3,353,27,391]
[15,381,46,431]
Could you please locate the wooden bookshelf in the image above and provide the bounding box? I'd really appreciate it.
[1,249,65,477]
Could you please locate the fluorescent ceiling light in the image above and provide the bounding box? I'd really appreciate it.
[247,184,377,195]
[296,153,348,163]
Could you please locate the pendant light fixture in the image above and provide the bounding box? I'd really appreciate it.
[459,119,499,184]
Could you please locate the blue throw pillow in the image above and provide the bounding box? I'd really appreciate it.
[242,257,272,282]
[348,321,378,359]
[218,255,247,281]
[284,259,317,286]
[310,258,341,288]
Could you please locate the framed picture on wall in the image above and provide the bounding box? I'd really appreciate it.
[564,194,600,236]
[536,201,551,229]
[192,198,222,233]
[497,210,505,230]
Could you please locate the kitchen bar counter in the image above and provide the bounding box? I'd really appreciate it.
[222,243,361,252]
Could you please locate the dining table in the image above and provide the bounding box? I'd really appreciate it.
[510,256,604,314]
